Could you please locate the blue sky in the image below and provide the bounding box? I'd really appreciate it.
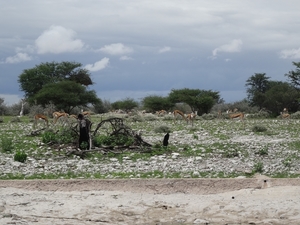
[1,0,300,105]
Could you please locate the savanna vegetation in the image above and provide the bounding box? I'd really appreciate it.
[1,61,300,180]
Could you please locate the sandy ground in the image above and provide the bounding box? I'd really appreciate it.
[1,176,300,225]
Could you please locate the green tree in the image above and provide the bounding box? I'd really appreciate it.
[141,95,174,112]
[168,88,220,115]
[263,81,299,114]
[111,98,139,111]
[245,73,270,108]
[285,61,300,90]
[18,61,93,104]
[34,80,100,113]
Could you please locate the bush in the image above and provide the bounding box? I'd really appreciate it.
[14,150,27,163]
[10,117,21,123]
[0,117,4,123]
[252,125,267,132]
[201,113,216,120]
[291,111,300,119]
[93,134,134,147]
[42,131,57,143]
[143,114,157,121]
[154,125,171,133]
[246,112,270,119]
[1,137,13,152]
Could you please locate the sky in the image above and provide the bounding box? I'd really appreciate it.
[1,0,300,106]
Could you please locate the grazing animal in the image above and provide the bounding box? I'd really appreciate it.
[173,110,187,122]
[163,133,169,147]
[33,114,49,128]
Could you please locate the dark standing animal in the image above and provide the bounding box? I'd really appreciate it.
[163,133,169,147]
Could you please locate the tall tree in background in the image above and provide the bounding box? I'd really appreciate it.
[168,88,220,115]
[18,61,93,104]
[263,81,299,113]
[245,73,270,109]
[285,61,300,90]
[111,98,139,112]
[142,95,174,112]
[34,80,100,113]
[18,61,97,112]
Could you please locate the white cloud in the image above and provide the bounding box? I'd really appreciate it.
[280,47,300,59]
[212,39,243,57]
[4,52,32,64]
[35,25,85,54]
[99,43,133,55]
[84,58,109,72]
[120,55,133,61]
[158,46,171,53]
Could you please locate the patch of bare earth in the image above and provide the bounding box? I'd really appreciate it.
[1,178,300,224]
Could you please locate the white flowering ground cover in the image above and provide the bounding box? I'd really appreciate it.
[1,114,300,179]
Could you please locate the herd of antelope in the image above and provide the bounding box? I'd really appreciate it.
[33,111,91,128]
[33,106,291,129]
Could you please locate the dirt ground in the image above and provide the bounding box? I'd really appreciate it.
[1,176,300,225]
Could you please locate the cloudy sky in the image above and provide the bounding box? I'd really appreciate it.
[1,0,300,105]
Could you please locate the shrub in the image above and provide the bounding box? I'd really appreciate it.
[154,125,171,133]
[127,115,144,122]
[291,111,300,119]
[14,150,27,163]
[252,125,267,132]
[93,134,134,147]
[57,127,76,144]
[42,131,57,143]
[0,117,4,123]
[1,137,13,152]
[10,117,21,123]
[201,113,216,120]
[143,114,157,121]
[253,162,264,173]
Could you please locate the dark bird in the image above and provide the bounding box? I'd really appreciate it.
[163,132,169,147]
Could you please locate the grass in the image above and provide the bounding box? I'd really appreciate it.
[1,114,300,179]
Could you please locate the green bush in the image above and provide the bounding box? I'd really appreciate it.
[42,131,57,143]
[14,150,28,163]
[57,128,76,144]
[252,125,267,132]
[93,134,134,147]
[154,125,171,133]
[1,137,13,152]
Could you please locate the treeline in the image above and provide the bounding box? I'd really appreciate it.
[1,61,300,117]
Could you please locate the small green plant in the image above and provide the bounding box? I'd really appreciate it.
[14,150,27,163]
[256,147,268,156]
[80,141,89,149]
[42,131,57,143]
[253,162,264,173]
[223,149,239,158]
[282,157,292,167]
[252,125,267,132]
[1,137,13,152]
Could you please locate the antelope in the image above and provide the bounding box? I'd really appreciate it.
[186,111,197,126]
[33,114,49,128]
[173,110,187,122]
[52,111,69,124]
